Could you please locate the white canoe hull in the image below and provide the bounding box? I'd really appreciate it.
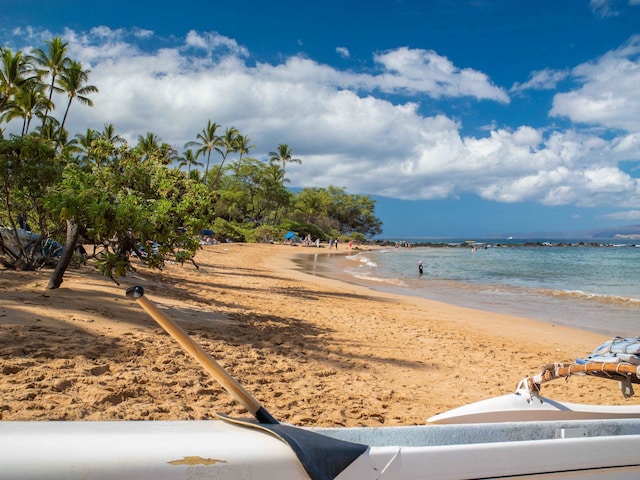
[3,418,640,479]
[427,391,640,424]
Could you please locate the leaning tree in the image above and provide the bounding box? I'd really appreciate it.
[45,141,215,288]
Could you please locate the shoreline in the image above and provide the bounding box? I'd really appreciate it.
[1,243,637,426]
[269,245,606,344]
[289,246,640,338]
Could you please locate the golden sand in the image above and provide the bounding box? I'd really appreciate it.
[1,243,636,426]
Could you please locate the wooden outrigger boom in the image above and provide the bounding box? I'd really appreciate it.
[526,361,640,398]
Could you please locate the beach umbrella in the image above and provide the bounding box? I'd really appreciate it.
[285,231,295,239]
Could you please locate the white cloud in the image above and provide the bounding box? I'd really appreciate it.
[185,30,208,49]
[4,27,640,211]
[590,0,621,17]
[372,47,510,102]
[184,30,248,57]
[550,35,640,132]
[132,28,154,39]
[603,210,640,220]
[590,0,640,16]
[336,46,350,58]
[510,68,569,93]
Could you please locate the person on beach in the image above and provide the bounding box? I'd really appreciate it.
[335,239,339,249]
[418,260,424,275]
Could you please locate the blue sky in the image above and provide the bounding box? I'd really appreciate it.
[2,0,640,238]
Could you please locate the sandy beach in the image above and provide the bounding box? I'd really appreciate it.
[1,242,637,427]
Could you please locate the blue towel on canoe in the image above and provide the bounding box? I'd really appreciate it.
[577,337,640,365]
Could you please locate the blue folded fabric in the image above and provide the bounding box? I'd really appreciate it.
[577,337,640,365]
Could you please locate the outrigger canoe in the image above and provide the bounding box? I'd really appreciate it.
[3,416,640,479]
[2,287,640,479]
[0,226,63,259]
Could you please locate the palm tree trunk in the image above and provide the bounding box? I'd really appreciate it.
[204,151,212,183]
[212,153,229,188]
[58,99,73,142]
[41,76,56,129]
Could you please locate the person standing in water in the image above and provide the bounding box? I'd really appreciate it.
[418,260,424,275]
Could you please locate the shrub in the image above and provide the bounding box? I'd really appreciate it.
[212,218,245,242]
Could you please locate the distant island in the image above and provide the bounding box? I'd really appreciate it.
[374,224,640,248]
[374,225,640,246]
[589,224,640,239]
[490,224,640,241]
[613,233,640,240]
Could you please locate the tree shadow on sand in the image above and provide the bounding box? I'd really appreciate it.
[0,258,435,423]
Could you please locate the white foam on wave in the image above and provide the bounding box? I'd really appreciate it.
[348,272,407,287]
[344,253,378,268]
[343,253,404,286]
[552,289,640,305]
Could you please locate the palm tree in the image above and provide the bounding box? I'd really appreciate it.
[185,120,221,184]
[35,116,61,141]
[263,162,290,225]
[99,123,124,145]
[137,132,161,159]
[0,47,35,113]
[235,134,254,162]
[157,142,179,165]
[269,143,301,185]
[30,36,70,128]
[178,148,203,174]
[56,60,98,139]
[296,188,327,223]
[1,82,51,135]
[73,128,98,165]
[231,133,254,175]
[211,126,239,187]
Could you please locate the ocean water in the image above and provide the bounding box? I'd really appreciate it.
[293,239,640,337]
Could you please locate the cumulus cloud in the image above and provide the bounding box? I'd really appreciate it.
[550,35,640,132]
[184,30,248,57]
[372,47,510,102]
[3,26,640,211]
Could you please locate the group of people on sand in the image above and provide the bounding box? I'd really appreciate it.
[302,234,349,249]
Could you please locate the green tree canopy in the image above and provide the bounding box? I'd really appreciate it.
[45,142,215,285]
[0,135,61,269]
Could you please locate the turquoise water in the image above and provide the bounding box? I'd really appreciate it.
[294,240,640,337]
